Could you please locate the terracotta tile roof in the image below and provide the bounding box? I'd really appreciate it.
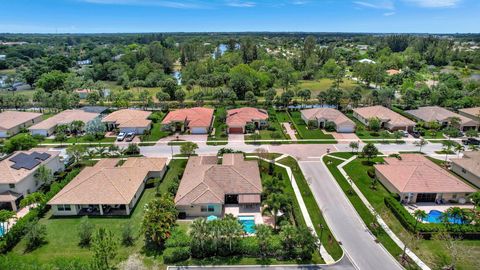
[406,106,478,126]
[175,154,262,206]
[162,107,214,128]
[48,157,167,205]
[29,110,99,131]
[353,105,415,127]
[0,190,22,202]
[386,69,400,76]
[226,107,268,127]
[0,111,42,130]
[374,154,475,193]
[451,151,480,177]
[101,109,152,128]
[301,108,355,127]
[459,107,480,118]
[0,149,60,184]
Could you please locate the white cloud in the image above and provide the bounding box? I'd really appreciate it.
[402,0,461,8]
[291,0,310,5]
[383,11,396,16]
[225,1,256,8]
[354,0,395,10]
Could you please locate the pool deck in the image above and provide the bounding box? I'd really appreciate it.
[404,202,474,215]
[224,204,272,226]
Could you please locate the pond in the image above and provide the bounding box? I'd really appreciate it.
[172,70,181,85]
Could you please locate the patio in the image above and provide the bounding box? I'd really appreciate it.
[224,204,272,226]
[404,202,474,215]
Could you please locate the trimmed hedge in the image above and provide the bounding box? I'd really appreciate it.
[0,167,82,254]
[163,247,191,264]
[384,196,480,238]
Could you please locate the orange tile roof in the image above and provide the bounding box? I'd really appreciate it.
[101,109,151,128]
[374,154,475,194]
[162,107,214,128]
[226,107,268,127]
[48,157,167,205]
[386,69,400,76]
[175,154,262,206]
[0,111,42,130]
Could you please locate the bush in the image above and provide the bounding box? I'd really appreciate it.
[238,237,260,257]
[369,132,379,137]
[78,216,94,247]
[165,228,191,248]
[324,121,336,132]
[267,125,277,131]
[163,247,191,264]
[367,168,376,178]
[24,222,47,251]
[122,223,135,246]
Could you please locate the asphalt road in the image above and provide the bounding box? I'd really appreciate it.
[299,161,402,270]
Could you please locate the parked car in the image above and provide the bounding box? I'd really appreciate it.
[462,138,480,145]
[116,132,126,141]
[411,131,421,138]
[125,132,135,142]
[400,130,409,137]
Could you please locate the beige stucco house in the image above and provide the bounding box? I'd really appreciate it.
[29,109,99,137]
[451,151,480,189]
[48,157,167,216]
[0,111,43,138]
[374,154,476,204]
[301,108,356,133]
[175,154,262,217]
[0,149,64,211]
[102,109,152,135]
[353,105,415,131]
[406,106,478,131]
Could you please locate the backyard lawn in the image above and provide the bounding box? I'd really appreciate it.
[288,111,335,142]
[4,159,189,268]
[337,155,480,269]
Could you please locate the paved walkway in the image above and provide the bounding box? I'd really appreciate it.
[246,155,335,264]
[337,156,430,270]
[282,122,298,141]
[299,160,402,270]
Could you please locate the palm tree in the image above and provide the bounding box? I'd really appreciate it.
[20,192,46,209]
[262,193,289,230]
[446,207,464,224]
[190,218,209,256]
[454,144,465,158]
[413,209,428,233]
[34,165,53,187]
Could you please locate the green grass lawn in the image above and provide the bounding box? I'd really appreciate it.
[245,109,289,143]
[277,157,343,260]
[287,111,335,142]
[4,159,189,268]
[339,155,480,269]
[141,112,171,142]
[207,107,228,146]
[322,156,404,263]
[41,136,116,144]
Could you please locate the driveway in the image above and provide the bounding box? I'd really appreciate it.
[299,161,402,270]
[282,122,298,140]
[327,132,359,143]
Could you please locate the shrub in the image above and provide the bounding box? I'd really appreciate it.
[367,168,376,179]
[163,247,191,264]
[165,228,191,248]
[238,237,260,257]
[78,216,95,247]
[121,223,135,246]
[24,222,47,251]
[369,132,379,137]
[267,125,277,131]
[324,121,336,132]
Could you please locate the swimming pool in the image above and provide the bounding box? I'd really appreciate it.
[424,210,465,224]
[0,226,4,237]
[238,216,256,234]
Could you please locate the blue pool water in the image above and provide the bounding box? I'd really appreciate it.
[0,226,4,237]
[238,216,256,234]
[424,210,465,224]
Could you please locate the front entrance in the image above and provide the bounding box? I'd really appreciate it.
[416,193,437,203]
[225,194,239,204]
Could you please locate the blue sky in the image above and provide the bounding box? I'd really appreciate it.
[0,0,478,33]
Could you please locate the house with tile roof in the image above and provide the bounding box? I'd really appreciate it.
[406,106,478,131]
[301,108,356,133]
[29,109,99,137]
[161,107,214,134]
[226,107,269,134]
[101,109,152,135]
[451,151,480,189]
[0,149,63,211]
[48,157,167,216]
[175,154,262,217]
[0,111,43,138]
[353,105,416,131]
[458,107,480,123]
[374,154,476,204]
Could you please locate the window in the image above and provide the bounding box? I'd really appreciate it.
[201,205,215,212]
[452,194,457,199]
[9,184,15,189]
[57,204,71,211]
[462,168,467,174]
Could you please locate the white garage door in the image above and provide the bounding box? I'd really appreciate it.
[191,127,207,134]
[337,125,355,133]
[31,130,48,137]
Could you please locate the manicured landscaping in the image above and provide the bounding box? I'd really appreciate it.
[245,109,288,143]
[288,111,335,142]
[277,157,343,260]
[207,107,228,146]
[141,112,171,142]
[333,154,480,269]
[322,156,403,261]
